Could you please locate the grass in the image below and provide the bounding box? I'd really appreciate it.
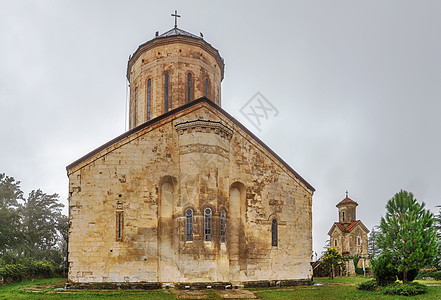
[0,278,176,299]
[0,276,440,299]
[255,276,441,300]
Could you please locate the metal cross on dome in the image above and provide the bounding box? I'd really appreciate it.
[171,10,181,28]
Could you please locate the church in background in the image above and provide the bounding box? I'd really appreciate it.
[66,15,314,288]
[327,193,370,275]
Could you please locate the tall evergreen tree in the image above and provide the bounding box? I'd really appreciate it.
[0,173,23,257]
[377,190,438,283]
[433,205,441,268]
[20,189,64,261]
[368,226,381,259]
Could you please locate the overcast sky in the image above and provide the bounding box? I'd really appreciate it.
[1,0,440,254]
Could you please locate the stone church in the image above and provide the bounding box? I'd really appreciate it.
[327,194,370,275]
[66,21,315,288]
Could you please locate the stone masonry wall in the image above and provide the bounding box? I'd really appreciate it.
[67,101,313,284]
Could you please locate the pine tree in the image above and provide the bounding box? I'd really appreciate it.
[368,226,381,259]
[377,190,438,283]
[322,248,343,279]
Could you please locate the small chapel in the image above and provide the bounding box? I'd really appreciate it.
[66,15,314,288]
[327,193,370,275]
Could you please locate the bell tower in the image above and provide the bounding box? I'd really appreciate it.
[126,15,224,129]
[336,192,358,223]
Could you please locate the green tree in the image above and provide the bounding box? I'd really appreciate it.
[434,205,441,268]
[0,173,23,258]
[20,189,65,263]
[377,190,438,283]
[368,226,381,259]
[322,248,343,279]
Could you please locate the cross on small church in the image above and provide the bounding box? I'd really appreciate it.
[346,190,349,198]
[171,10,181,28]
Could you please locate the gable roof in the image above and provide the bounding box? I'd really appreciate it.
[328,220,370,236]
[66,97,315,192]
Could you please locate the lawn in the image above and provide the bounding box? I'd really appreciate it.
[1,276,440,299]
[256,276,441,300]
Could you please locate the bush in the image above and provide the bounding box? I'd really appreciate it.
[0,260,56,283]
[416,269,441,280]
[372,254,397,286]
[383,282,427,296]
[0,264,27,282]
[355,267,364,275]
[357,279,378,291]
[397,269,419,282]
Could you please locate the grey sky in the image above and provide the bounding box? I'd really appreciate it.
[1,0,440,254]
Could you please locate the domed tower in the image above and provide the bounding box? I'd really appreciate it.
[126,25,225,129]
[336,192,358,223]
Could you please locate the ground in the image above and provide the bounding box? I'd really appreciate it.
[1,277,441,299]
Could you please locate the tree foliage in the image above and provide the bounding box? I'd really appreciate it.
[0,173,67,269]
[377,190,438,283]
[322,248,343,279]
[368,226,381,260]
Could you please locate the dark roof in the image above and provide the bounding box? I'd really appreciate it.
[336,197,358,207]
[66,97,315,192]
[158,27,202,39]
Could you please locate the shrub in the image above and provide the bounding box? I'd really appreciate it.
[383,282,427,296]
[355,267,364,275]
[372,254,397,286]
[357,279,378,291]
[0,264,27,282]
[416,269,441,280]
[397,269,419,282]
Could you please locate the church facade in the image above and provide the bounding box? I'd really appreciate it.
[327,195,370,275]
[66,25,314,288]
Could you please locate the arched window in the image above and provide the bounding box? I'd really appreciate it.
[334,239,337,246]
[220,210,226,243]
[205,78,209,97]
[164,73,169,112]
[342,211,345,222]
[185,209,193,241]
[271,218,278,247]
[351,209,355,221]
[147,78,151,121]
[216,87,219,105]
[134,87,138,126]
[204,208,212,241]
[187,73,192,103]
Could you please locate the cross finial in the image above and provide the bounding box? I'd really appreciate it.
[171,10,181,28]
[346,190,348,198]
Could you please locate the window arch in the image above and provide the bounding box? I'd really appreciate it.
[271,218,278,247]
[204,208,212,241]
[187,73,192,103]
[164,73,169,112]
[147,78,151,121]
[220,210,226,243]
[185,209,193,242]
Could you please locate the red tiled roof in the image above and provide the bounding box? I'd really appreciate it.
[336,197,358,207]
[333,221,360,233]
[345,220,360,231]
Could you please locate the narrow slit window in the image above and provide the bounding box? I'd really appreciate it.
[342,211,345,222]
[204,208,212,241]
[134,87,138,126]
[334,239,337,246]
[271,218,278,247]
[116,212,123,241]
[220,210,226,243]
[164,73,169,112]
[187,73,192,103]
[147,78,151,121]
[357,236,361,246]
[185,209,193,241]
[216,88,219,105]
[205,78,209,97]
